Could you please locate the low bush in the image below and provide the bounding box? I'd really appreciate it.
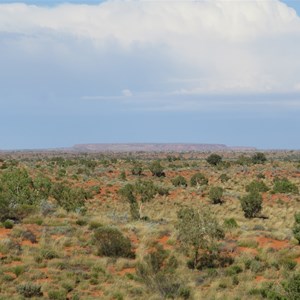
[240,192,262,218]
[190,173,208,187]
[171,175,187,187]
[94,226,134,258]
[273,177,299,194]
[16,283,43,298]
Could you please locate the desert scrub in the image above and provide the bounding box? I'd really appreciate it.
[240,191,263,218]
[16,283,43,298]
[245,180,269,193]
[190,173,208,187]
[136,244,190,299]
[273,177,299,194]
[93,226,134,258]
[171,175,188,187]
[292,212,300,244]
[209,186,224,204]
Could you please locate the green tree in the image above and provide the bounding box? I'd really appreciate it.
[206,154,222,166]
[251,152,267,164]
[176,207,224,268]
[240,191,263,218]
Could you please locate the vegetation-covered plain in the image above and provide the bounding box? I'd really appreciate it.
[0,150,300,299]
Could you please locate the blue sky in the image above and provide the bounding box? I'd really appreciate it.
[1,0,300,150]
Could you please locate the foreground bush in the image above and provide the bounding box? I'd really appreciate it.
[177,207,224,268]
[94,226,134,258]
[136,244,190,299]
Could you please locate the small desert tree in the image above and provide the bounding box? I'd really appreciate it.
[149,160,165,177]
[206,154,222,166]
[176,207,224,268]
[240,191,263,218]
[251,152,267,164]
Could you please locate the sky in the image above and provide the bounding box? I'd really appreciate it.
[1,0,300,150]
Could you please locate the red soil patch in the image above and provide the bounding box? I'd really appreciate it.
[90,290,104,297]
[257,237,290,250]
[294,257,300,264]
[0,228,11,238]
[7,261,23,267]
[237,247,258,256]
[21,240,38,247]
[255,276,267,283]
[117,267,135,276]
[157,235,173,250]
[270,194,290,203]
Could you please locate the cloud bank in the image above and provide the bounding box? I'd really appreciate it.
[0,0,300,105]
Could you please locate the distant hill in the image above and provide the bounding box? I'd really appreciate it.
[72,143,256,152]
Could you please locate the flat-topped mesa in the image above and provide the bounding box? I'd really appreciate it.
[72,143,256,153]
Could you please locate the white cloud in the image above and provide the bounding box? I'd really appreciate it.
[0,0,300,96]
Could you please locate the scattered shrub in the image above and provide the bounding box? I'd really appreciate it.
[251,152,267,164]
[17,283,43,298]
[246,180,269,193]
[149,160,165,177]
[3,219,14,229]
[190,173,208,187]
[293,212,300,244]
[240,192,263,218]
[207,154,222,166]
[171,175,187,187]
[273,177,299,194]
[94,226,134,258]
[209,186,224,204]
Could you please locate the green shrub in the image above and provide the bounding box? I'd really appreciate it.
[206,154,222,166]
[240,192,263,218]
[292,213,300,244]
[171,175,187,187]
[94,226,134,258]
[223,218,238,229]
[16,283,43,298]
[131,162,143,176]
[284,273,300,299]
[246,180,269,193]
[219,174,230,183]
[48,290,67,300]
[251,152,267,164]
[3,219,14,229]
[190,173,208,187]
[273,177,299,194]
[51,183,87,212]
[209,186,224,204]
[149,160,165,177]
